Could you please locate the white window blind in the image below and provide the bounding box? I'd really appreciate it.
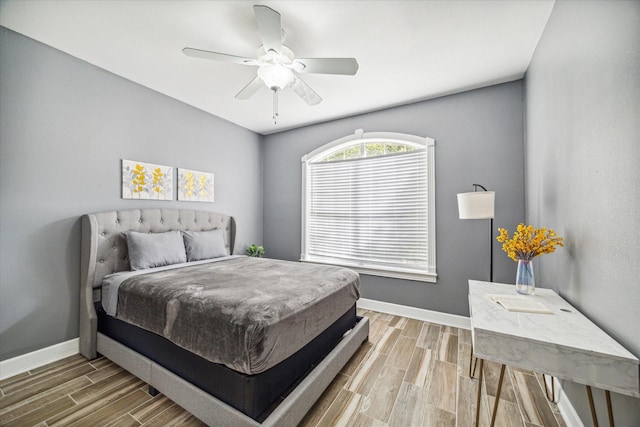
[301,131,436,282]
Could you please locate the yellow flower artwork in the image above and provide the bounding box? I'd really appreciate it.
[122,159,173,200]
[178,168,214,202]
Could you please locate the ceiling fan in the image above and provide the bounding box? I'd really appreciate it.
[182,5,359,124]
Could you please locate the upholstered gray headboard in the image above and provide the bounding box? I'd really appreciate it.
[79,208,236,358]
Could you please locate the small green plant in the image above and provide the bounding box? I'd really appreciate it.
[246,244,265,257]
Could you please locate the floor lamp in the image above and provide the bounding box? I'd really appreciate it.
[457,184,495,282]
[458,184,495,379]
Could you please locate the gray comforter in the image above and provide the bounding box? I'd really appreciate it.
[116,257,360,374]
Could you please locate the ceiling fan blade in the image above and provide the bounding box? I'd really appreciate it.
[235,76,264,100]
[291,75,322,106]
[253,5,282,53]
[294,58,359,75]
[183,48,257,66]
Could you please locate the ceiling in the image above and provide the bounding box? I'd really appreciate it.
[0,0,554,135]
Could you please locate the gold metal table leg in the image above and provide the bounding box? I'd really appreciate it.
[586,385,599,427]
[586,386,616,427]
[490,364,506,427]
[542,373,556,402]
[605,390,614,427]
[469,348,475,377]
[474,361,506,427]
[475,358,484,426]
[469,350,478,378]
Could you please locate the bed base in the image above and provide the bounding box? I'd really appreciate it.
[97,316,369,426]
[97,304,359,421]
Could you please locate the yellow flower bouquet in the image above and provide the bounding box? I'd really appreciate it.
[496,224,564,262]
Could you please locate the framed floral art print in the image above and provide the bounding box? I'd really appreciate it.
[177,168,214,203]
[122,159,173,200]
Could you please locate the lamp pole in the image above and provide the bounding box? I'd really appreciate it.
[490,216,493,282]
[471,184,493,282]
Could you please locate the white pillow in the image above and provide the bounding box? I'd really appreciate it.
[182,229,228,261]
[124,230,187,270]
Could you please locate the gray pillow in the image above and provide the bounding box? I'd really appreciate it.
[182,229,228,261]
[124,230,187,270]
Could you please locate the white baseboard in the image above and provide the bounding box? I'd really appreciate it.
[0,338,80,380]
[554,379,585,427]
[357,298,471,330]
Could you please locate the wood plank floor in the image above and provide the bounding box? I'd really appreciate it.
[0,309,567,426]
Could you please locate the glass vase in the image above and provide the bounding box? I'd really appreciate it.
[515,259,535,295]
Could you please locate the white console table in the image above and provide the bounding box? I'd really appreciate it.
[468,280,639,427]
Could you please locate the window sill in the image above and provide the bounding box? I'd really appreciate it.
[300,258,437,283]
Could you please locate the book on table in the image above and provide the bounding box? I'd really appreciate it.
[487,294,554,314]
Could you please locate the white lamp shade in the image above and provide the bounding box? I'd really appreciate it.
[457,191,495,219]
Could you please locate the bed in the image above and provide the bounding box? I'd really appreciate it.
[79,209,369,426]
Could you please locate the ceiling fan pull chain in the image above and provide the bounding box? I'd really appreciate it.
[273,88,279,124]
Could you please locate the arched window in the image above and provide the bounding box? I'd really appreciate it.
[301,130,436,282]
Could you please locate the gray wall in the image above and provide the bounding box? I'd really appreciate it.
[0,28,263,361]
[524,1,640,425]
[263,81,525,317]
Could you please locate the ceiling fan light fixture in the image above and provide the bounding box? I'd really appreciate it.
[257,64,294,90]
[257,64,294,125]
